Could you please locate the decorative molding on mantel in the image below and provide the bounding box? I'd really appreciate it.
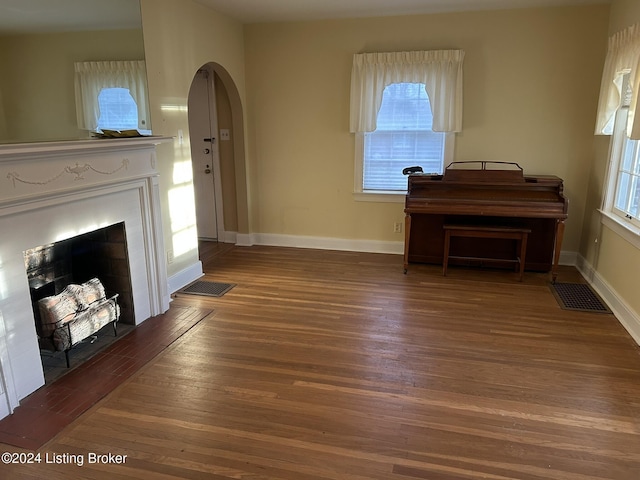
[0,137,173,207]
[7,158,130,187]
[0,136,172,162]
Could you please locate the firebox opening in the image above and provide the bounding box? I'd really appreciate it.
[23,222,135,383]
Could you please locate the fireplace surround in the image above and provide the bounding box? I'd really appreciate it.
[0,137,172,420]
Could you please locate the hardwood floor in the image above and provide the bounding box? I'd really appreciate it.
[0,305,212,450]
[2,244,640,479]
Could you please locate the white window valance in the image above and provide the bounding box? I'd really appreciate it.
[349,50,464,133]
[74,60,150,131]
[595,24,640,139]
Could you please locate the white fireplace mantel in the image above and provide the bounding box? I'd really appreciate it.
[0,137,173,419]
[0,137,170,204]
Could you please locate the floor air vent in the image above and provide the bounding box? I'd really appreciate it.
[179,280,235,297]
[550,282,611,313]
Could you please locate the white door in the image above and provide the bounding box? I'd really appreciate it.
[188,69,219,240]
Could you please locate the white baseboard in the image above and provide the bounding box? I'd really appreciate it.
[576,254,640,346]
[221,230,238,244]
[559,250,578,266]
[252,232,404,255]
[235,232,255,247]
[167,261,204,294]
[231,231,581,260]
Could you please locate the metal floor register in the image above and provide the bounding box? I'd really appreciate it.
[549,282,611,313]
[179,280,235,297]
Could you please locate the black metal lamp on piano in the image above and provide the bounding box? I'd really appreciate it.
[402,161,568,282]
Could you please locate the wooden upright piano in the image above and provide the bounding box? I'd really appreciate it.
[403,161,568,282]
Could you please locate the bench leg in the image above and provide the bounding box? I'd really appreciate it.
[442,230,451,276]
[518,233,528,281]
[65,349,70,368]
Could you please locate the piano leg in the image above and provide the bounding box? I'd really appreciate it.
[551,219,565,283]
[403,214,411,274]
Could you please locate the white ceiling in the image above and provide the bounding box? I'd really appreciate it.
[192,0,611,24]
[0,0,611,34]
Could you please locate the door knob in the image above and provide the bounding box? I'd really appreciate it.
[203,148,210,154]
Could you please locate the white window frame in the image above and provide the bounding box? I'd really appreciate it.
[601,74,640,247]
[353,130,455,203]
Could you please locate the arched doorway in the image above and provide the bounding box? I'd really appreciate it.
[187,62,245,245]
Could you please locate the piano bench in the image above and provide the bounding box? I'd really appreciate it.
[442,225,531,281]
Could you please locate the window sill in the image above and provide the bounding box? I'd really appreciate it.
[353,191,406,203]
[599,209,640,250]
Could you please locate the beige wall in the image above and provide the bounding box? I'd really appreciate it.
[581,0,640,326]
[0,29,144,143]
[140,0,247,279]
[244,5,609,249]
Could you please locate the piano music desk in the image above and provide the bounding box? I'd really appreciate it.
[442,224,531,281]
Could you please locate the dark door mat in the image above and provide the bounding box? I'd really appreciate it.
[550,282,611,313]
[179,280,235,297]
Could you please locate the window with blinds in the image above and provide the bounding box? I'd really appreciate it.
[363,83,445,191]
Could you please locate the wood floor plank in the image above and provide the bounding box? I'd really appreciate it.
[2,244,640,479]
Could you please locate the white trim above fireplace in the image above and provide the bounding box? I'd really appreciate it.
[0,137,172,419]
